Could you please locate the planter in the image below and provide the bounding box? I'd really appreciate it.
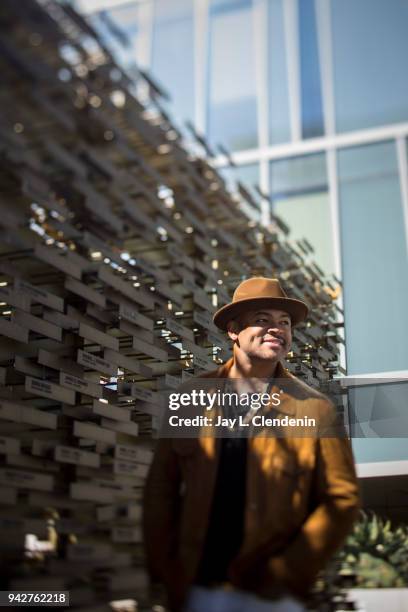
[348,588,408,612]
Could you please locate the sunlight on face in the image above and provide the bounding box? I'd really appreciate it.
[228,308,292,362]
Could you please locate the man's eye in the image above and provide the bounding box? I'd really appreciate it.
[281,321,290,326]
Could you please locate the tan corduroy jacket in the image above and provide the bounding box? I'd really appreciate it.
[143,358,360,611]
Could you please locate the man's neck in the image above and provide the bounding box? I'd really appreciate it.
[227,353,279,379]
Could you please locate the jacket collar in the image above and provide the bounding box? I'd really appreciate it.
[203,356,296,416]
[209,355,291,381]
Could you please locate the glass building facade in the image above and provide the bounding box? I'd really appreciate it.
[73,0,408,467]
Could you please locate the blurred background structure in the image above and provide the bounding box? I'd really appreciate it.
[69,0,408,475]
[0,2,355,607]
[1,1,408,608]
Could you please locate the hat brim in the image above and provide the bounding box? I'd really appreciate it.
[213,297,308,331]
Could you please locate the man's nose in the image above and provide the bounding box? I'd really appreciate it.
[266,324,285,334]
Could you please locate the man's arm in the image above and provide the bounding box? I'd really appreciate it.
[143,437,181,583]
[266,400,360,597]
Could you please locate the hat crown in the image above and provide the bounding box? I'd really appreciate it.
[233,277,287,303]
[212,276,308,331]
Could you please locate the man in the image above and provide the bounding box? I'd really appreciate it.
[143,277,360,612]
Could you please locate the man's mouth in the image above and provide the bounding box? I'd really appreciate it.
[262,337,285,347]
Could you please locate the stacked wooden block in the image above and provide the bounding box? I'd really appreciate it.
[0,0,346,609]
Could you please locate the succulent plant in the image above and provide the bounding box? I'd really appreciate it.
[307,511,408,610]
[337,510,408,588]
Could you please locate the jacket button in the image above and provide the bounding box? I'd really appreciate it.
[250,502,258,510]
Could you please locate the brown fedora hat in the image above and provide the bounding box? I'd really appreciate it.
[213,277,308,331]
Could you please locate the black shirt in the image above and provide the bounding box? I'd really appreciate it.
[195,434,247,584]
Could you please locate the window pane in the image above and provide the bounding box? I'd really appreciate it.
[219,162,259,192]
[88,4,146,78]
[350,382,408,463]
[353,439,408,463]
[338,141,408,374]
[270,153,334,275]
[298,0,324,138]
[219,163,261,220]
[152,0,195,126]
[208,0,258,152]
[235,162,260,192]
[267,0,290,144]
[331,0,408,132]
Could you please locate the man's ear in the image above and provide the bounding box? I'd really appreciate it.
[226,319,241,342]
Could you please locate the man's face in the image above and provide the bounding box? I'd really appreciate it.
[227,308,292,362]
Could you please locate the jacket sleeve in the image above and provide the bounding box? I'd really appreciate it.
[266,400,361,597]
[143,437,181,583]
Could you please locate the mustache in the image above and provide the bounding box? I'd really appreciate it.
[262,335,286,346]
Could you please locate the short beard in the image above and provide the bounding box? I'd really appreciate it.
[246,348,281,362]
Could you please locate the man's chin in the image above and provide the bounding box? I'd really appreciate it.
[252,350,282,361]
[262,345,284,356]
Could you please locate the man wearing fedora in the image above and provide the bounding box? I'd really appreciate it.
[143,277,360,612]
